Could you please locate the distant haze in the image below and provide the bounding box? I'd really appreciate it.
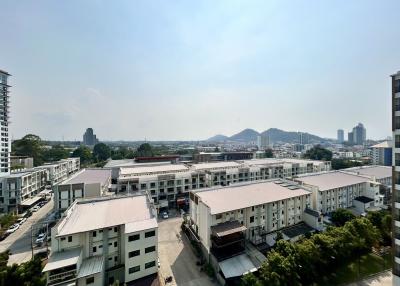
[1,1,399,141]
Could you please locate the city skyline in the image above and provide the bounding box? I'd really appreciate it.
[1,1,399,141]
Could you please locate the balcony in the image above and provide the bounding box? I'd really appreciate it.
[48,269,76,285]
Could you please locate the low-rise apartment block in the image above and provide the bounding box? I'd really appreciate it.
[43,195,158,286]
[54,169,111,213]
[116,159,331,212]
[295,171,384,214]
[188,180,320,281]
[0,168,47,213]
[10,155,34,170]
[41,158,80,185]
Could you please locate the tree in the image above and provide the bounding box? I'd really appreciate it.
[331,208,356,226]
[42,145,69,162]
[72,145,93,165]
[12,134,44,166]
[93,143,111,162]
[264,149,273,158]
[331,158,364,170]
[303,145,332,161]
[135,143,154,157]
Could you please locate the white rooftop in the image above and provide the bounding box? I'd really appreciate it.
[61,169,111,185]
[219,254,257,279]
[196,180,310,215]
[56,195,155,237]
[344,165,392,180]
[371,141,392,148]
[104,159,172,168]
[191,161,242,170]
[296,171,369,191]
[120,164,189,176]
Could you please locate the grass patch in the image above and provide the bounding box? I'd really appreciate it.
[318,252,392,285]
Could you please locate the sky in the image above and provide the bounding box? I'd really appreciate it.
[1,0,399,141]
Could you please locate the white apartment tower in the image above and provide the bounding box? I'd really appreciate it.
[392,70,400,285]
[0,70,10,175]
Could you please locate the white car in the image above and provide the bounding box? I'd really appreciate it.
[6,224,20,234]
[162,212,169,219]
[16,218,27,225]
[31,206,40,212]
[35,233,47,245]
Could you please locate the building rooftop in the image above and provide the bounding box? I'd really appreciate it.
[61,169,111,185]
[296,171,369,191]
[190,161,242,170]
[119,164,189,176]
[196,180,310,215]
[371,141,392,148]
[344,165,391,180]
[56,195,155,237]
[104,159,172,168]
[354,196,374,204]
[77,256,104,278]
[42,247,81,272]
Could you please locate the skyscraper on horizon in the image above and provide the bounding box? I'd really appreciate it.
[0,70,10,175]
[392,70,400,285]
[337,129,344,143]
[83,128,99,146]
[298,132,309,145]
[257,134,270,150]
[347,123,366,145]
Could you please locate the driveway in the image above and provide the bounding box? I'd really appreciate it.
[0,198,54,265]
[158,217,217,286]
[347,270,392,286]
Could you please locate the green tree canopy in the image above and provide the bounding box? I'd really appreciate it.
[72,145,93,165]
[12,134,44,166]
[264,148,273,158]
[303,145,332,161]
[135,143,154,157]
[331,158,364,170]
[42,145,69,162]
[93,143,111,162]
[331,208,356,226]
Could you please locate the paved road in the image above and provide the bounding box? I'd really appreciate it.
[158,217,217,286]
[347,270,392,286]
[0,199,54,265]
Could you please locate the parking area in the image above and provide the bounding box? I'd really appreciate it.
[158,217,216,286]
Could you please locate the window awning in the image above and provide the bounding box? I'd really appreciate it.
[211,221,247,238]
[20,196,42,207]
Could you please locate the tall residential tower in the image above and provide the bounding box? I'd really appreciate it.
[0,70,10,175]
[391,70,400,285]
[337,129,344,143]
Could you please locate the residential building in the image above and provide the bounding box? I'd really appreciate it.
[337,129,344,143]
[43,195,158,286]
[295,171,383,214]
[188,180,320,282]
[40,158,80,185]
[83,128,99,146]
[257,134,269,150]
[115,158,331,213]
[371,141,392,166]
[10,155,34,170]
[298,132,309,145]
[348,131,354,144]
[0,168,47,213]
[391,70,400,284]
[0,70,10,175]
[54,169,111,213]
[349,123,366,145]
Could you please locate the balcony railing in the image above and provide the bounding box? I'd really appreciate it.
[48,269,76,285]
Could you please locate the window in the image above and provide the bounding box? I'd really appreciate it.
[92,231,96,237]
[68,236,72,242]
[145,230,155,238]
[114,256,118,262]
[145,261,156,269]
[251,206,255,211]
[86,277,94,285]
[61,237,66,241]
[129,234,140,241]
[114,241,118,247]
[92,246,97,253]
[114,227,118,232]
[129,250,140,258]
[216,214,222,220]
[250,216,254,223]
[145,246,156,253]
[129,266,140,274]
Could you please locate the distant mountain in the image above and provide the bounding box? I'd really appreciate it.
[261,128,324,143]
[229,128,260,142]
[207,134,229,142]
[207,128,325,143]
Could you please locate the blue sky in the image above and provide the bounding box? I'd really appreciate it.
[1,0,399,141]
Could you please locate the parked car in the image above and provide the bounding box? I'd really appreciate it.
[162,212,169,219]
[35,233,47,245]
[6,224,20,234]
[38,201,46,207]
[31,205,40,212]
[16,218,27,225]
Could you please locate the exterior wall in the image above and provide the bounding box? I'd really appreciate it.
[124,227,158,282]
[42,158,81,185]
[77,271,103,286]
[0,71,10,175]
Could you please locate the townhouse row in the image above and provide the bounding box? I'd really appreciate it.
[114,158,331,211]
